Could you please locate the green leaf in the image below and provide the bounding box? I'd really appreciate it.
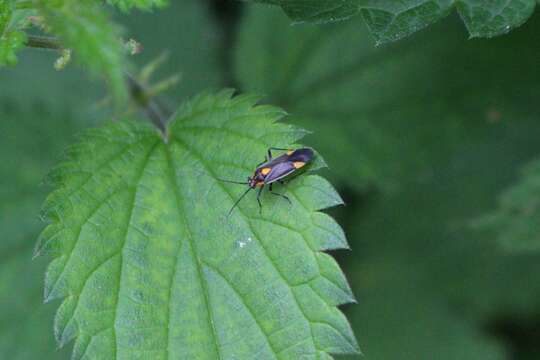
[0,0,11,33]
[359,0,454,43]
[456,0,537,38]
[260,0,360,23]
[39,0,128,102]
[247,0,538,43]
[475,157,540,252]
[108,0,168,12]
[0,0,27,66]
[0,28,25,65]
[234,6,540,189]
[36,91,358,359]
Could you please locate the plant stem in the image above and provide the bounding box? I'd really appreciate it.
[24,35,170,140]
[125,73,169,140]
[25,35,62,50]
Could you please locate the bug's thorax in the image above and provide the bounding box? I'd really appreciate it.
[249,170,267,188]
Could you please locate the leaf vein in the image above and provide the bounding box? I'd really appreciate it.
[111,140,160,359]
[163,145,223,360]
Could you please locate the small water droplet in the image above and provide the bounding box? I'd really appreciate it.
[237,237,253,249]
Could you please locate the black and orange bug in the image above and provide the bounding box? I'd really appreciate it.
[219,147,314,215]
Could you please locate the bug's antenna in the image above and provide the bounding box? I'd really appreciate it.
[228,187,252,216]
[215,177,249,185]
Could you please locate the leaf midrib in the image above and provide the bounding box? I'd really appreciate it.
[163,145,223,360]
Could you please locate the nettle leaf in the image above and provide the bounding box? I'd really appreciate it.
[475,158,540,252]
[39,0,128,102]
[248,0,538,43]
[36,91,358,359]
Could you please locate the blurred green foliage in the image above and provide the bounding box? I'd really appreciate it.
[475,157,540,252]
[38,0,128,102]
[0,89,84,360]
[1,0,175,102]
[121,0,223,103]
[0,0,27,66]
[1,0,540,359]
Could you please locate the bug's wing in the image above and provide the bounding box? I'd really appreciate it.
[264,161,296,183]
[259,153,289,169]
[289,148,314,163]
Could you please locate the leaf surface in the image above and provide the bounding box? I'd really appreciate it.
[36,91,358,359]
[248,0,537,42]
[108,0,167,11]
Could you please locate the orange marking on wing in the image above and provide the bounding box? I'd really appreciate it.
[260,167,271,175]
[293,161,306,169]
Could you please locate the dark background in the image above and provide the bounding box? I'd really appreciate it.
[1,1,540,358]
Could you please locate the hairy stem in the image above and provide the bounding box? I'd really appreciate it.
[24,34,169,140]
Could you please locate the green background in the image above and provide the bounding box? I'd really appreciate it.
[1,0,539,358]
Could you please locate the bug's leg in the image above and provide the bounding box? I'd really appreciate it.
[269,183,292,204]
[268,147,289,161]
[267,147,291,160]
[256,186,264,214]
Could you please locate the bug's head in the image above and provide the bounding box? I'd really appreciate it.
[248,176,258,188]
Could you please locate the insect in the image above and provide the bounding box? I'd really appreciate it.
[219,147,314,216]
